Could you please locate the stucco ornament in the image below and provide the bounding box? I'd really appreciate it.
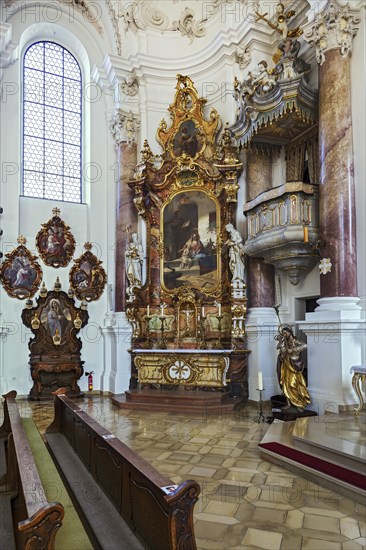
[171,8,206,43]
[110,110,140,147]
[235,45,251,69]
[319,258,332,275]
[121,73,139,96]
[304,1,361,65]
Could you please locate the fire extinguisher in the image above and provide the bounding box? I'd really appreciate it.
[85,371,94,392]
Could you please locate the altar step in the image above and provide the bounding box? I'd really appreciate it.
[259,413,366,504]
[111,389,244,414]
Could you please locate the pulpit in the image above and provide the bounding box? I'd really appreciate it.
[113,76,250,413]
[22,287,88,399]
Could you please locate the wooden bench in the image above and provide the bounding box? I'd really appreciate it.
[0,391,64,549]
[46,389,200,550]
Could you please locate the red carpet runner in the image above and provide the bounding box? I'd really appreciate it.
[259,442,366,491]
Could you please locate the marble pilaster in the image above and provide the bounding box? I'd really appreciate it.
[305,0,360,299]
[245,148,277,401]
[247,257,275,309]
[245,147,275,308]
[318,50,357,298]
[110,110,140,312]
[299,0,365,411]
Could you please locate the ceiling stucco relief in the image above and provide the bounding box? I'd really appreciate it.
[115,0,260,42]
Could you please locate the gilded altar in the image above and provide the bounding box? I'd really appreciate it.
[122,76,249,410]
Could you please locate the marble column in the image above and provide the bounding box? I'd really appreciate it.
[246,146,275,308]
[245,147,278,401]
[305,0,360,303]
[300,1,365,412]
[110,110,140,312]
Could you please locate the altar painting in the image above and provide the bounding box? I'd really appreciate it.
[162,191,218,291]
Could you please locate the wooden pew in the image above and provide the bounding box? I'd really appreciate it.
[0,391,64,549]
[46,388,200,550]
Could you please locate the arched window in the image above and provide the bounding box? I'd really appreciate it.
[23,41,82,203]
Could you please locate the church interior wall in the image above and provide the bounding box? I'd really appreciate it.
[0,0,365,401]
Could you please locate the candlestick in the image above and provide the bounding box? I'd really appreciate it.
[258,371,263,391]
[303,226,309,243]
[218,303,221,316]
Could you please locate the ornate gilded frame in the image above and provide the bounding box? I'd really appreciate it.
[36,208,76,268]
[0,236,42,300]
[160,187,221,295]
[69,243,107,302]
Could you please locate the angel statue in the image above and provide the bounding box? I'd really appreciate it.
[255,2,303,40]
[225,223,245,284]
[125,232,143,302]
[275,324,311,411]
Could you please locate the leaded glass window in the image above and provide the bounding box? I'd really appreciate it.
[23,42,82,203]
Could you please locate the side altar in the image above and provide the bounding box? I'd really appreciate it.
[112,76,250,413]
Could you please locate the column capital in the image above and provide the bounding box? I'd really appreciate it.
[304,1,361,65]
[109,109,140,147]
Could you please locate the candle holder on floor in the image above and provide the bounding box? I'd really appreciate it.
[254,389,266,423]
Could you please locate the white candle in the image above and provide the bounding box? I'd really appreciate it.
[147,305,150,317]
[218,303,221,316]
[258,371,263,391]
[202,306,205,317]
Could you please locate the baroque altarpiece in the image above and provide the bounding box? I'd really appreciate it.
[119,76,249,412]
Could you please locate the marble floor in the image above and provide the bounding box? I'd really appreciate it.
[5,397,366,550]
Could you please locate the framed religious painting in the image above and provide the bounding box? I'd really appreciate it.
[161,189,220,293]
[69,243,107,302]
[0,236,42,299]
[36,208,76,268]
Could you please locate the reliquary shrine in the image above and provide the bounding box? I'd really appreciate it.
[117,76,250,413]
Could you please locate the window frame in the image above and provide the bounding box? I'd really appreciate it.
[22,40,83,204]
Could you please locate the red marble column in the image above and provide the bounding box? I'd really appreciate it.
[318,51,357,297]
[115,142,138,312]
[247,257,275,308]
[245,148,275,307]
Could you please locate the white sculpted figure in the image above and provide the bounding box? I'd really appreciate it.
[225,223,246,283]
[125,232,143,301]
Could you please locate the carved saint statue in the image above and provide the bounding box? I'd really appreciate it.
[125,232,143,301]
[225,223,245,284]
[275,324,311,411]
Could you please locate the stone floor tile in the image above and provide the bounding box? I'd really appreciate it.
[204,500,239,517]
[342,540,365,549]
[194,520,229,540]
[195,512,239,525]
[353,538,366,547]
[190,466,217,478]
[222,523,248,548]
[303,514,341,534]
[301,536,342,549]
[242,527,283,550]
[280,532,303,550]
[194,538,223,549]
[340,517,361,540]
[286,509,305,530]
[252,506,287,524]
[300,507,346,518]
